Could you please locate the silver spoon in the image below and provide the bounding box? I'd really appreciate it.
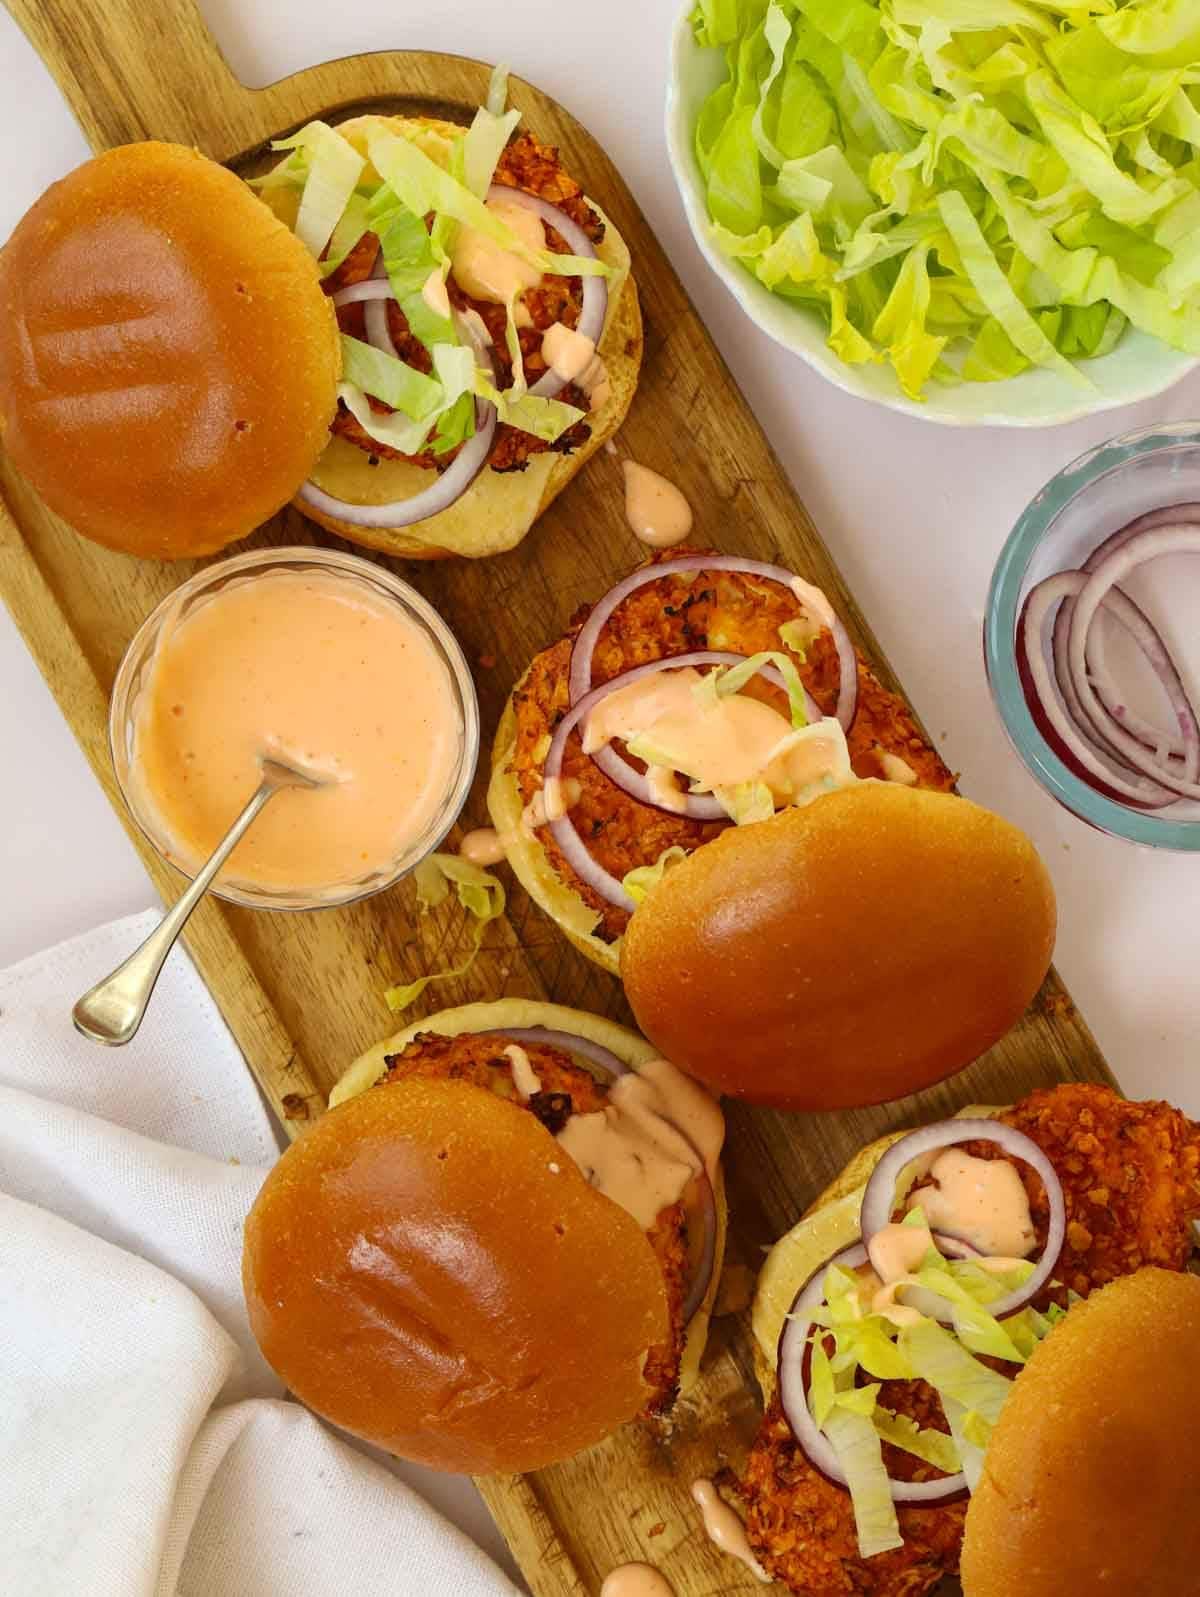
[73,756,324,1047]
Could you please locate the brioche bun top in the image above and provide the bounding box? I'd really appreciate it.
[620,783,1056,1110]
[961,1267,1200,1597]
[0,141,338,558]
[242,1073,669,1473]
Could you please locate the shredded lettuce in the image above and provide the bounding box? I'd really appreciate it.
[270,121,365,260]
[822,1400,904,1558]
[873,1405,961,1473]
[692,648,811,727]
[688,0,1200,397]
[366,125,610,283]
[252,69,603,451]
[622,845,690,905]
[794,1227,1067,1562]
[383,854,505,1013]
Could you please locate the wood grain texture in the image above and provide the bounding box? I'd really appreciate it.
[1,8,1115,1594]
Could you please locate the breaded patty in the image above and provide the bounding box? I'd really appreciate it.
[381,1030,691,1413]
[508,549,956,941]
[736,1084,1200,1595]
[325,132,600,472]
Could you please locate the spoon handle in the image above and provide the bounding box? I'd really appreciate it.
[73,777,278,1047]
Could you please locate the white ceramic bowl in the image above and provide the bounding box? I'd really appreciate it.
[664,4,1198,429]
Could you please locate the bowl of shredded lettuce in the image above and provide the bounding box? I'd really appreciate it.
[666,0,1200,425]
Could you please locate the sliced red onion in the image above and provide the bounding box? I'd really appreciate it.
[365,251,399,359]
[680,1170,718,1325]
[859,1121,1066,1321]
[298,396,496,529]
[485,1026,630,1080]
[1083,502,1200,571]
[301,308,498,530]
[1020,576,1180,808]
[332,279,396,309]
[585,650,816,821]
[1065,526,1200,798]
[569,556,854,730]
[1072,592,1197,775]
[486,184,608,399]
[777,1242,967,1503]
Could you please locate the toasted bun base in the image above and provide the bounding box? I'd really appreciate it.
[244,1066,672,1473]
[961,1268,1200,1597]
[265,114,643,560]
[0,142,339,559]
[621,784,1056,1110]
[487,684,621,974]
[330,999,726,1397]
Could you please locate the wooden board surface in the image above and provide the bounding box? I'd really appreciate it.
[1,4,1115,1592]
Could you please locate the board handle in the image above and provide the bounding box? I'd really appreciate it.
[6,0,261,160]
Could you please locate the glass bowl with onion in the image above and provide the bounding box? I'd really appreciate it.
[985,422,1200,850]
[110,546,480,909]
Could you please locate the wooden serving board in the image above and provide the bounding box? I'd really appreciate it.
[1,4,1116,1592]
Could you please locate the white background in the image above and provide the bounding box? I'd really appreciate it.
[1,0,1198,1572]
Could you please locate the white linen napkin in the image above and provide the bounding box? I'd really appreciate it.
[0,910,522,1597]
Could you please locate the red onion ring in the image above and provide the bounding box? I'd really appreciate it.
[858,1121,1066,1321]
[584,650,815,821]
[567,556,855,802]
[1084,502,1200,569]
[476,1024,716,1325]
[777,1241,968,1503]
[1058,584,1197,775]
[569,556,857,729]
[300,308,498,531]
[365,250,400,359]
[485,1026,630,1080]
[542,651,813,906]
[332,279,396,309]
[1019,576,1180,808]
[486,184,608,399]
[1065,526,1200,799]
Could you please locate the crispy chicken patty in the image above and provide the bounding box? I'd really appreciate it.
[508,548,956,941]
[736,1084,1200,1597]
[325,132,602,473]
[380,1030,690,1413]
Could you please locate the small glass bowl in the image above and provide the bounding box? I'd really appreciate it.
[110,546,480,909]
[985,421,1200,851]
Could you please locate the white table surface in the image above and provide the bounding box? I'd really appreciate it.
[3,0,1199,1575]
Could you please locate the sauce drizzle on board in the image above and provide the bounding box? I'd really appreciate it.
[600,1564,677,1597]
[622,461,693,548]
[691,1479,769,1583]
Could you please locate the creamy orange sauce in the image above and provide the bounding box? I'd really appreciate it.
[450,197,544,305]
[691,1480,769,1583]
[622,461,693,549]
[868,1221,935,1285]
[542,321,611,409]
[600,1565,676,1597]
[133,570,460,893]
[907,1150,1037,1259]
[582,666,852,805]
[521,776,581,834]
[458,826,506,866]
[505,1044,541,1100]
[879,751,918,785]
[557,1059,725,1231]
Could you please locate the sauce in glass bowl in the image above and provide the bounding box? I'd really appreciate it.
[111,548,478,907]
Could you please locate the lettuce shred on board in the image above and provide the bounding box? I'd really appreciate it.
[688,0,1200,398]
